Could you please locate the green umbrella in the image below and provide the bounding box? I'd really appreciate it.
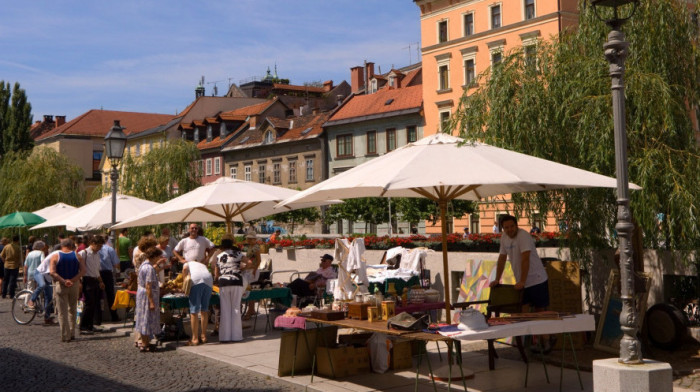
[0,211,46,229]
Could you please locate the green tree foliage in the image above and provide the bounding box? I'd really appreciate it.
[0,81,33,155]
[271,207,320,234]
[119,139,201,203]
[0,148,84,214]
[393,198,476,227]
[323,197,392,231]
[452,1,700,259]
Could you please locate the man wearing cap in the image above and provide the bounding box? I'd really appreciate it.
[288,254,337,299]
[174,223,214,265]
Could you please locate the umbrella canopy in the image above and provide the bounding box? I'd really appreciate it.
[277,133,641,320]
[0,211,46,229]
[32,202,77,221]
[31,194,160,232]
[112,177,337,233]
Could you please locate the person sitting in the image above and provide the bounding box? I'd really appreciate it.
[268,229,281,243]
[288,254,337,299]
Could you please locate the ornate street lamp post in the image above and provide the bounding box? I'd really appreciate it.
[104,120,127,248]
[590,0,641,364]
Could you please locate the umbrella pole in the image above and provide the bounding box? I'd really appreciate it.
[439,200,451,322]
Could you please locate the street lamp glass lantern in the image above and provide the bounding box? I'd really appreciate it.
[104,120,127,163]
[590,0,638,25]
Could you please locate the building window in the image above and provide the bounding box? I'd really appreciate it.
[438,20,448,43]
[230,166,237,179]
[306,159,314,181]
[440,111,451,132]
[289,160,297,183]
[198,160,203,176]
[525,0,535,20]
[491,51,503,65]
[214,157,221,175]
[389,75,396,87]
[92,151,102,178]
[244,165,251,181]
[205,158,212,175]
[438,64,449,90]
[337,134,353,157]
[464,13,474,36]
[491,5,501,29]
[367,131,377,155]
[263,130,275,144]
[220,122,227,137]
[386,128,397,152]
[464,59,475,85]
[524,45,536,69]
[258,164,266,183]
[407,126,417,143]
[206,125,213,141]
[470,214,480,234]
[273,163,281,184]
[370,79,377,93]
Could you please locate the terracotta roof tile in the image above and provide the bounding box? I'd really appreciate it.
[177,96,267,125]
[328,84,422,122]
[36,109,174,141]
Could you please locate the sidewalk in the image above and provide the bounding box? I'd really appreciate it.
[102,313,693,392]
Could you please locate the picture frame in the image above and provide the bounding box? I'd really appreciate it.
[593,269,652,354]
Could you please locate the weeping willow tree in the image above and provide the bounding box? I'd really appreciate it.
[119,139,201,203]
[452,1,700,265]
[0,147,84,214]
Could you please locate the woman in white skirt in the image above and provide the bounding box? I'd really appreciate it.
[213,238,248,343]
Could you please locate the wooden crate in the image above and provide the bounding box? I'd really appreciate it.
[390,339,413,370]
[316,346,370,378]
[347,302,372,320]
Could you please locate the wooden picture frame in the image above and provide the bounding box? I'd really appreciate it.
[593,270,652,354]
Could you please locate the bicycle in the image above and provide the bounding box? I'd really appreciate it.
[12,287,54,325]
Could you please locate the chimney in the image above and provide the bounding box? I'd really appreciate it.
[365,62,375,81]
[43,115,54,123]
[55,116,66,127]
[350,66,364,93]
[322,80,333,92]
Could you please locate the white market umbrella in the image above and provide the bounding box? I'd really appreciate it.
[112,177,338,233]
[31,194,160,232]
[32,202,77,221]
[277,133,641,319]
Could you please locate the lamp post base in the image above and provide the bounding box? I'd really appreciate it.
[593,358,672,392]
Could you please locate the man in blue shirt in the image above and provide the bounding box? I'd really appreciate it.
[98,239,120,323]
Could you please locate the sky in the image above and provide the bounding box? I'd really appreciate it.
[0,1,422,121]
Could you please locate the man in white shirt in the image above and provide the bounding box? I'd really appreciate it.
[490,215,549,311]
[79,236,106,334]
[174,223,214,265]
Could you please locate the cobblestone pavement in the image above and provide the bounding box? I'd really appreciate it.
[0,298,300,392]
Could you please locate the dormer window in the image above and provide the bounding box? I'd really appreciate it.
[389,75,396,87]
[220,122,227,137]
[206,125,213,141]
[370,79,377,93]
[263,130,275,144]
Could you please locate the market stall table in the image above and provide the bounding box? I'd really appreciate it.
[302,316,466,391]
[440,313,595,391]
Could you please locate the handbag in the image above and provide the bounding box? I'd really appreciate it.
[387,312,429,331]
[182,275,193,296]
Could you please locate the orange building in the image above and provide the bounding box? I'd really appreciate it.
[415,0,579,234]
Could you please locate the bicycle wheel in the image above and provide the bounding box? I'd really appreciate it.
[12,290,37,325]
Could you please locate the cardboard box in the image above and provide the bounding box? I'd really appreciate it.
[390,339,413,370]
[315,346,370,378]
[338,332,373,346]
[347,302,372,320]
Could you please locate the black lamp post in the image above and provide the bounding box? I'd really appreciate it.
[590,0,641,364]
[104,120,127,248]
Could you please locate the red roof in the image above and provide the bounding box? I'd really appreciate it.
[272,83,325,93]
[328,84,422,122]
[218,100,276,120]
[36,109,174,141]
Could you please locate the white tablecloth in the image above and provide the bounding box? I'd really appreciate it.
[440,314,595,341]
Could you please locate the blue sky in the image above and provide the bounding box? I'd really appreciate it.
[0,1,421,121]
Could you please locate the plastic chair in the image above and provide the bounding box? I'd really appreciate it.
[453,284,528,370]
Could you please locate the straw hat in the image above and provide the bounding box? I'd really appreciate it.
[245,229,257,239]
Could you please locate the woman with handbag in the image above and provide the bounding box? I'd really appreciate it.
[213,238,248,343]
[182,259,213,345]
[134,247,163,352]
